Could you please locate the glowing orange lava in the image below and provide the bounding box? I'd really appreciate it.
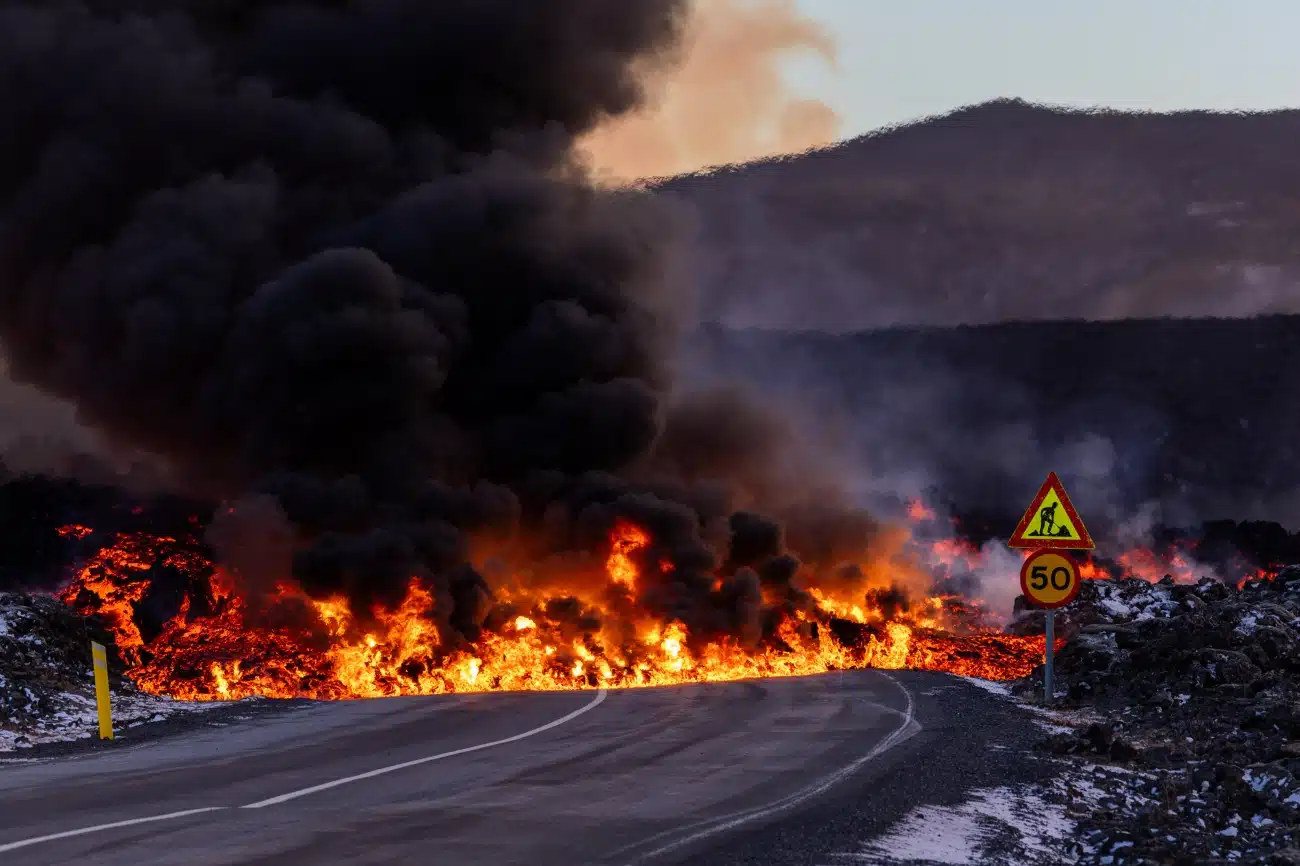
[57,518,1054,701]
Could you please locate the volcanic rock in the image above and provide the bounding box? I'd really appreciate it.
[0,593,212,750]
[1011,568,1300,862]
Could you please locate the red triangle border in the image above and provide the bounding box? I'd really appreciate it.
[1008,471,1095,550]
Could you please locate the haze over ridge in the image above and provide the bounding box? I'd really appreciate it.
[659,98,1300,331]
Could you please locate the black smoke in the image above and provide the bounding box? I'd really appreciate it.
[0,0,867,643]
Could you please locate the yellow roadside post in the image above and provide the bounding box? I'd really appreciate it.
[90,641,114,740]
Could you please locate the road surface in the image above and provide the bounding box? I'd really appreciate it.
[0,671,1052,865]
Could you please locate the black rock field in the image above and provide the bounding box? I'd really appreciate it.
[0,592,129,749]
[1011,571,1300,864]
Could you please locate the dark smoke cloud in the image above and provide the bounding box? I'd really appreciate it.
[0,0,877,637]
[0,0,685,604]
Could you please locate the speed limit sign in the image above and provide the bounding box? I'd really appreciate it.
[1019,549,1080,609]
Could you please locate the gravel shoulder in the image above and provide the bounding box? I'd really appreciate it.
[683,671,1088,866]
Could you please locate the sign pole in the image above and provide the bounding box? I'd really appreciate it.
[1011,472,1094,708]
[1044,610,1054,706]
[1019,546,1078,707]
[91,641,114,740]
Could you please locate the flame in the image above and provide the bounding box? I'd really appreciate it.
[56,532,209,664]
[59,505,1285,705]
[1076,558,1108,581]
[1076,545,1274,588]
[906,500,936,522]
[1115,549,1199,584]
[606,519,648,590]
[928,538,983,572]
[56,518,1065,701]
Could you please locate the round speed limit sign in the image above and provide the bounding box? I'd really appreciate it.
[1019,549,1081,609]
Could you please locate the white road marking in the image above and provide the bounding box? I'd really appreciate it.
[0,807,226,855]
[241,685,609,808]
[618,672,920,865]
[0,687,607,853]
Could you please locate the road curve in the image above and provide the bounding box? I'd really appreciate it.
[0,670,1025,866]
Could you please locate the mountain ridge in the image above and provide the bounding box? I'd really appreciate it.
[656,99,1300,331]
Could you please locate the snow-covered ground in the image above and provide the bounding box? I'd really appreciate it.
[822,781,1080,864]
[0,592,220,752]
[0,683,218,752]
[815,677,1152,865]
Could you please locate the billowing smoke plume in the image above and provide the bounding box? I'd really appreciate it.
[0,0,882,641]
[578,0,841,182]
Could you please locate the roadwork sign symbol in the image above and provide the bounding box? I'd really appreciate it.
[1019,549,1081,609]
[1008,472,1094,550]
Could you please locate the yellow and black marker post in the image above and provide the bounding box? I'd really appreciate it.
[90,641,114,740]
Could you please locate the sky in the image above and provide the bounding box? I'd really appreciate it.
[787,0,1300,138]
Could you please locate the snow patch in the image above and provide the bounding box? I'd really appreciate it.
[958,676,1012,697]
[1098,597,1131,617]
[0,688,222,752]
[824,785,1075,864]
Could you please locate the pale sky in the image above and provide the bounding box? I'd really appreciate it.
[788,0,1300,138]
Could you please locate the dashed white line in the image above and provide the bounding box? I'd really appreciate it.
[0,807,226,855]
[241,685,608,808]
[0,687,608,853]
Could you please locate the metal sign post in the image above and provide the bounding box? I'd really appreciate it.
[1019,548,1079,706]
[1044,609,1054,705]
[1012,473,1094,707]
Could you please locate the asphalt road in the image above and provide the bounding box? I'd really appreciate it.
[0,671,1054,865]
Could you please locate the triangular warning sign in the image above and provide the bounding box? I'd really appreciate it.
[1008,472,1094,550]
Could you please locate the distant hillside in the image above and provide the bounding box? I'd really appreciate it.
[658,99,1300,331]
[687,315,1300,530]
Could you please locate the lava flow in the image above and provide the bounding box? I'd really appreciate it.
[56,518,1050,701]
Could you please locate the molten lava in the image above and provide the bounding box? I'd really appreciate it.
[58,496,1289,704]
[56,515,1056,701]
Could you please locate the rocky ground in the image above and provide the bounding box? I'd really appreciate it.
[0,592,220,751]
[1008,569,1300,864]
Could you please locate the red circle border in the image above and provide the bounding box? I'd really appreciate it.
[1019,549,1082,610]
